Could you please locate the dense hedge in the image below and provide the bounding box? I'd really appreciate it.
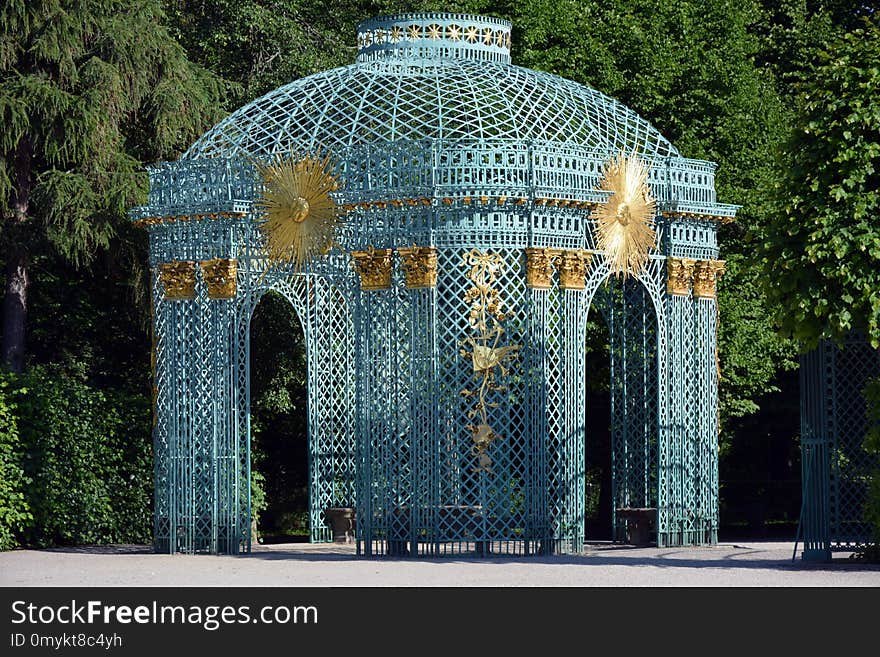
[0,365,152,549]
[0,377,31,549]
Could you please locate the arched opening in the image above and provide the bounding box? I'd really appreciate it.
[583,298,612,541]
[584,275,661,545]
[248,290,309,544]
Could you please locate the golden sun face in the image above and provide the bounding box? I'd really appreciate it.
[254,153,340,271]
[594,153,657,278]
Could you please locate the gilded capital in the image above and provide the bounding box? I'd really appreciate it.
[158,261,197,300]
[524,248,559,289]
[397,246,438,289]
[692,260,726,299]
[351,247,394,291]
[199,258,238,299]
[554,250,592,290]
[666,258,697,296]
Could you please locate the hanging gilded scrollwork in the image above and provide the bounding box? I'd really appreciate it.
[458,250,519,474]
[594,152,657,278]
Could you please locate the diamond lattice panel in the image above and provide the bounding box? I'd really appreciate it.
[185,60,679,160]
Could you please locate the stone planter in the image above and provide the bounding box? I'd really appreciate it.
[325,507,356,543]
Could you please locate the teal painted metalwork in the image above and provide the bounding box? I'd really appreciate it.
[799,334,880,560]
[132,13,736,555]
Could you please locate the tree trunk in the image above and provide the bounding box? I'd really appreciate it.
[2,249,28,372]
[2,136,31,373]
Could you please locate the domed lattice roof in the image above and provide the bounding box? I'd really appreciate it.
[184,13,679,160]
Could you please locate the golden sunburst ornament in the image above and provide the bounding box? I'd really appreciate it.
[595,152,657,277]
[254,152,340,271]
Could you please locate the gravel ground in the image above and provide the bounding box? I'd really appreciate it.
[2,541,879,587]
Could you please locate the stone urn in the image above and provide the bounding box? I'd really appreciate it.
[325,507,356,543]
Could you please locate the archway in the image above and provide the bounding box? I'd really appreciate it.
[237,273,356,546]
[248,290,309,543]
[583,274,661,544]
[583,295,612,540]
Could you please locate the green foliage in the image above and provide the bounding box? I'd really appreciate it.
[1,0,229,255]
[755,18,880,349]
[716,255,798,448]
[512,0,799,430]
[248,291,309,535]
[0,374,32,549]
[8,363,152,547]
[164,0,371,106]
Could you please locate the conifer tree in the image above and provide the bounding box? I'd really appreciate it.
[0,0,227,371]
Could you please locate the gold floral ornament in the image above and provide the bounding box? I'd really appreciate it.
[458,250,519,475]
[254,153,341,271]
[159,261,196,300]
[595,152,657,278]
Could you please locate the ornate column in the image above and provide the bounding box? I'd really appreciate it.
[523,248,557,551]
[156,259,217,553]
[198,258,238,552]
[693,259,723,543]
[397,246,439,551]
[661,257,696,546]
[350,246,397,554]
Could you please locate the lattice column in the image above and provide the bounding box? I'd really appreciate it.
[554,249,591,553]
[660,258,691,546]
[800,333,880,559]
[152,270,172,552]
[351,248,409,555]
[799,345,833,560]
[543,284,565,548]
[153,260,222,553]
[398,247,440,555]
[692,260,723,545]
[306,276,357,543]
[199,258,240,554]
[524,286,549,553]
[693,296,720,543]
[523,248,554,554]
[562,286,587,553]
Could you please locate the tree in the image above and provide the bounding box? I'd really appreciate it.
[164,0,377,108]
[0,0,228,372]
[755,18,880,349]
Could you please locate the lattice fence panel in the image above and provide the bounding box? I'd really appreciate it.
[829,336,879,547]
